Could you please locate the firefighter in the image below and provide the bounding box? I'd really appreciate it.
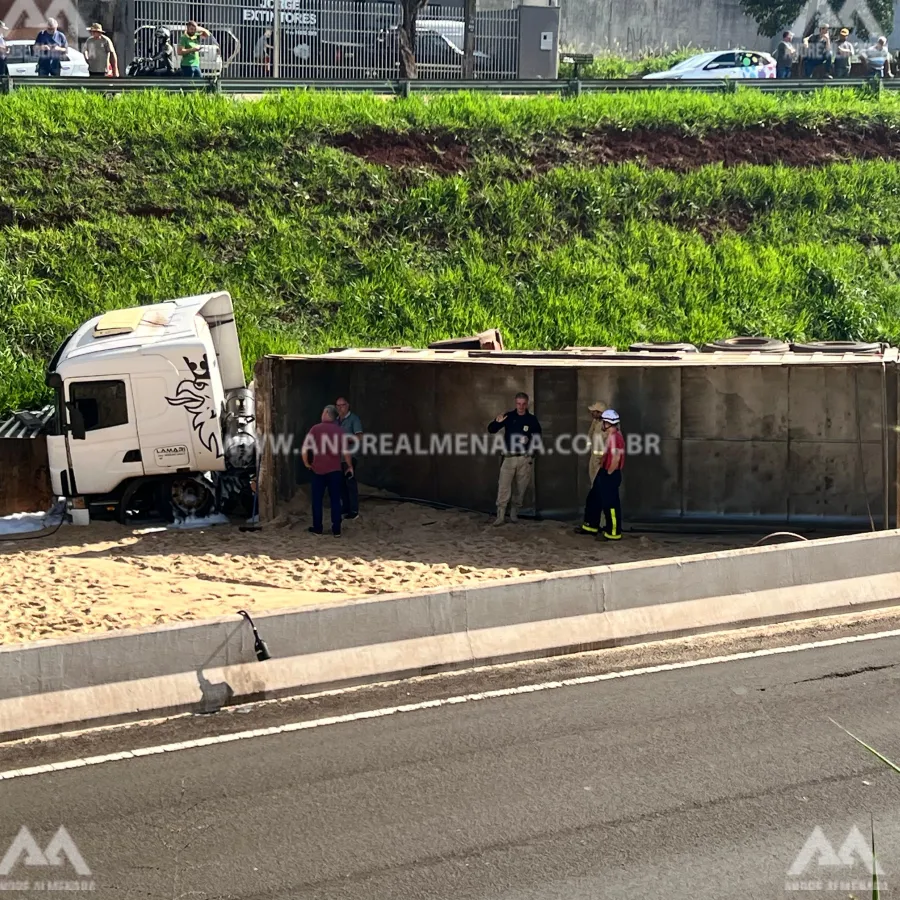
[576,409,625,540]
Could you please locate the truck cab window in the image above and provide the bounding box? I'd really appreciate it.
[69,380,128,431]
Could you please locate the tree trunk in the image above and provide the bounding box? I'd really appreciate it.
[399,0,427,79]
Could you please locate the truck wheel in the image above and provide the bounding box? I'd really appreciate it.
[158,477,214,523]
[117,479,160,525]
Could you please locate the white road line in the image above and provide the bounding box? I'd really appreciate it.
[2,626,900,782]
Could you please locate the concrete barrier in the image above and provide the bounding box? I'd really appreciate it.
[3,529,900,741]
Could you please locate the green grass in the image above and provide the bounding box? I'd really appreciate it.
[557,47,699,80]
[4,89,900,414]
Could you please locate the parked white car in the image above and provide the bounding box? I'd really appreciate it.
[643,50,777,80]
[4,39,90,76]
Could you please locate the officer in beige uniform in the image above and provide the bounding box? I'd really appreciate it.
[587,401,607,484]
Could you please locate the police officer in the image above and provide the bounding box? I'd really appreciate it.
[487,391,542,525]
[576,409,625,540]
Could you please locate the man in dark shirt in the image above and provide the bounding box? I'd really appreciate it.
[301,404,353,537]
[33,18,68,77]
[487,391,542,526]
[775,31,796,78]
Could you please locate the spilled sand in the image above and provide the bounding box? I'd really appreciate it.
[0,499,757,645]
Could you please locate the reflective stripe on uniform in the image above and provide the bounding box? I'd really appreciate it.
[580,523,599,533]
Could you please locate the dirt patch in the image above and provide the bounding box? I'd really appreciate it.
[331,130,473,174]
[331,121,900,173]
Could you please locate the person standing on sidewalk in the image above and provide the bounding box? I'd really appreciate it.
[487,391,542,526]
[177,21,210,78]
[833,28,853,78]
[84,24,119,77]
[336,396,362,520]
[775,31,796,78]
[33,19,67,77]
[0,21,9,78]
[301,405,353,537]
[576,409,625,540]
[803,24,833,78]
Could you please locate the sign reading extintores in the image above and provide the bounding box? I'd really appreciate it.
[241,0,318,31]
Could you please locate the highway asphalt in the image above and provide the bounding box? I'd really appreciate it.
[3,620,900,899]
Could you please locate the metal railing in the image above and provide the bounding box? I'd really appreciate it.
[2,75,898,96]
[130,0,518,80]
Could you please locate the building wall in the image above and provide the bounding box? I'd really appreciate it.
[558,0,764,55]
[258,356,899,529]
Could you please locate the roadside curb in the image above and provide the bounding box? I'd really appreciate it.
[4,530,900,741]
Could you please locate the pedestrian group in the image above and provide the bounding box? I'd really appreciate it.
[301,392,627,542]
[775,25,894,78]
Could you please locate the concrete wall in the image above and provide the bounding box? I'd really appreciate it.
[259,356,898,528]
[0,437,52,516]
[558,0,764,56]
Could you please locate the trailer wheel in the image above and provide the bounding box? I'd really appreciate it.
[790,341,883,354]
[629,342,699,353]
[701,337,790,353]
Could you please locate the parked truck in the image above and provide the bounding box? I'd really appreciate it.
[43,291,257,524]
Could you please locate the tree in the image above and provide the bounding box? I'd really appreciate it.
[399,0,429,78]
[739,0,893,38]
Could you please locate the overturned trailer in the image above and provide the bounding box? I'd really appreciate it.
[255,344,900,531]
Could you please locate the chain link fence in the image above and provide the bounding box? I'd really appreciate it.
[132,0,519,79]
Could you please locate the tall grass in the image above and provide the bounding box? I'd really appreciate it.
[557,46,699,80]
[4,91,900,414]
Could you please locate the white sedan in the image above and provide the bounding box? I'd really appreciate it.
[643,50,777,80]
[4,40,90,77]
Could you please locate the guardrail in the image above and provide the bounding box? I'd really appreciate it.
[1,74,898,97]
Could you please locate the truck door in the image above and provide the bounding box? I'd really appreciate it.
[65,376,145,496]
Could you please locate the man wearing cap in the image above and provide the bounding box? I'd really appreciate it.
[576,409,625,540]
[587,401,607,485]
[834,28,853,77]
[33,18,67,77]
[487,391,542,526]
[84,23,118,77]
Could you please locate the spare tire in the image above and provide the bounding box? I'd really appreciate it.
[701,337,790,353]
[629,342,698,353]
[790,340,883,354]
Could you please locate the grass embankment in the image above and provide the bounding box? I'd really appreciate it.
[4,89,900,414]
[557,47,697,79]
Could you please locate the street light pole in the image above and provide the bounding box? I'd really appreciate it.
[273,0,281,77]
[462,0,476,79]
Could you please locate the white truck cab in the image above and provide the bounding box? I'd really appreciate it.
[45,291,257,523]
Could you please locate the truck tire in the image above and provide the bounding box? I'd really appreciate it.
[157,477,214,523]
[701,337,790,353]
[790,341,883,354]
[629,342,699,353]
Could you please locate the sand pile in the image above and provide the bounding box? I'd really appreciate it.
[0,499,753,645]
